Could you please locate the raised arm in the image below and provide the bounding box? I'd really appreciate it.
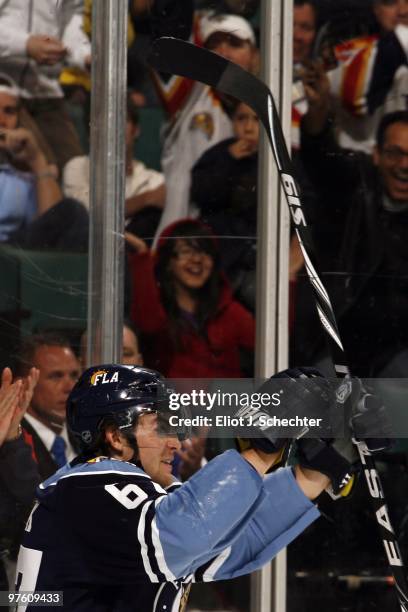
[300,67,367,200]
[60,0,92,70]
[328,25,408,118]
[0,128,62,216]
[127,236,169,333]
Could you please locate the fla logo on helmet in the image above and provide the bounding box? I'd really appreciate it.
[90,370,119,386]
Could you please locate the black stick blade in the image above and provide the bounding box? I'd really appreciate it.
[149,37,227,85]
[148,37,271,128]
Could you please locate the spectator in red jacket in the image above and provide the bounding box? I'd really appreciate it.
[127,218,255,377]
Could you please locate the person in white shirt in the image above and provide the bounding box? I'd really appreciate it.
[325,0,408,154]
[63,94,165,241]
[0,0,91,170]
[150,9,258,244]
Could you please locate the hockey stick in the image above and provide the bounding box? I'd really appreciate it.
[148,37,408,611]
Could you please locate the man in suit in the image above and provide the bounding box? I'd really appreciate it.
[16,332,81,479]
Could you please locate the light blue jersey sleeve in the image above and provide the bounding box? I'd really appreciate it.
[154,450,319,581]
[154,450,264,579]
[194,467,320,581]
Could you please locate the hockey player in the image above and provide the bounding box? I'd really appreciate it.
[15,364,390,611]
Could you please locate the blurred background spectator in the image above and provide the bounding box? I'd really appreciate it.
[0,74,88,251]
[292,0,320,149]
[319,0,408,153]
[295,62,408,377]
[79,322,144,370]
[0,0,91,172]
[191,100,259,311]
[61,0,152,151]
[0,366,39,591]
[63,93,164,243]
[128,0,161,108]
[150,2,258,240]
[120,321,144,366]
[16,333,80,480]
[128,218,255,377]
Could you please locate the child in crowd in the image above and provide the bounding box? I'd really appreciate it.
[191,101,260,311]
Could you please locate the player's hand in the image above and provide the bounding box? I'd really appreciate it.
[295,378,394,498]
[26,34,67,65]
[241,446,285,475]
[295,436,355,498]
[233,367,337,455]
[294,464,331,500]
[329,378,394,461]
[0,127,43,169]
[0,368,22,446]
[228,137,258,159]
[349,382,394,453]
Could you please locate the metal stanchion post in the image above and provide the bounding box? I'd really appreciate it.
[87,0,128,365]
[252,1,293,610]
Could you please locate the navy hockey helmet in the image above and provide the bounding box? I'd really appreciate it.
[67,364,189,451]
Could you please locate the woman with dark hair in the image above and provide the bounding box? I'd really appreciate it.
[127,218,255,377]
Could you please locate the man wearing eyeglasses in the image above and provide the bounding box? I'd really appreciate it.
[374,112,408,202]
[373,0,408,32]
[295,106,408,378]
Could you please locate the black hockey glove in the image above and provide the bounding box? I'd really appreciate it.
[296,378,394,498]
[350,382,394,453]
[330,377,394,462]
[234,367,338,455]
[296,437,356,498]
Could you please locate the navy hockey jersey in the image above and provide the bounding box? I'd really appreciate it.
[16,450,319,611]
